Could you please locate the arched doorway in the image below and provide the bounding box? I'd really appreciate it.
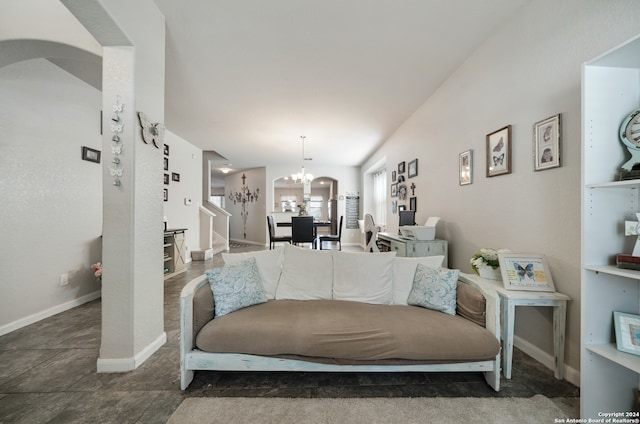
[273,176,339,235]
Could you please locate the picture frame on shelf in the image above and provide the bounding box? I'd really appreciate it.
[486,125,511,177]
[398,161,406,174]
[409,196,417,211]
[614,311,640,357]
[498,252,555,291]
[534,113,561,171]
[408,159,418,178]
[459,150,472,185]
[82,146,101,163]
[398,204,406,212]
[390,183,398,197]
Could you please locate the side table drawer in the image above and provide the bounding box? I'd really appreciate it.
[390,241,407,257]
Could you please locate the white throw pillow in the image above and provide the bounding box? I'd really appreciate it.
[222,247,283,299]
[332,250,396,304]
[275,244,333,300]
[392,255,445,305]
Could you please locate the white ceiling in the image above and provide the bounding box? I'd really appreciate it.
[152,0,529,173]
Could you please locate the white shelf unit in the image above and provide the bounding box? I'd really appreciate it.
[581,34,640,418]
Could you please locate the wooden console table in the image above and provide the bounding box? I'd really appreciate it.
[459,272,570,380]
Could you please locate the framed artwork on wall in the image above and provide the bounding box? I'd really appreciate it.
[408,159,418,178]
[459,150,472,185]
[486,125,512,177]
[82,146,101,163]
[392,171,396,182]
[163,188,168,202]
[391,183,398,197]
[164,157,169,171]
[164,174,170,185]
[172,172,180,182]
[534,114,561,171]
[164,143,170,156]
[409,196,417,211]
[398,161,406,174]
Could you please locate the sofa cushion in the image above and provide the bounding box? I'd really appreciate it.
[407,264,458,315]
[456,281,486,327]
[392,256,445,305]
[275,244,333,300]
[332,251,396,304]
[222,247,283,299]
[205,257,267,317]
[196,299,499,362]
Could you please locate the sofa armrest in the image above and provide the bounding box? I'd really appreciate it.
[180,274,211,354]
[457,274,501,340]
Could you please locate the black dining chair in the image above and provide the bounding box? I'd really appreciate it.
[318,216,343,250]
[291,216,315,248]
[267,215,291,249]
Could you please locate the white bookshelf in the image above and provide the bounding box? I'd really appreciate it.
[581,34,640,418]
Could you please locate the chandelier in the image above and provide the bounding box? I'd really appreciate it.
[291,136,313,184]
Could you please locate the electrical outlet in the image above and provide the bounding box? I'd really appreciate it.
[60,273,69,286]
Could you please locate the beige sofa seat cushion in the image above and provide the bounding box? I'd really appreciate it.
[196,299,499,362]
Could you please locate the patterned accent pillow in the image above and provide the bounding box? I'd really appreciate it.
[205,257,267,317]
[407,263,458,315]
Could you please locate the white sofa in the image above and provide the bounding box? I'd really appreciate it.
[180,244,501,390]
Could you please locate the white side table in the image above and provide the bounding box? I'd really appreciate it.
[459,273,571,380]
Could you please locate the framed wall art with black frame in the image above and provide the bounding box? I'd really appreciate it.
[534,113,561,171]
[82,146,101,164]
[486,125,511,177]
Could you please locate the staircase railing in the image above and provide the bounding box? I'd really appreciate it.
[200,201,231,254]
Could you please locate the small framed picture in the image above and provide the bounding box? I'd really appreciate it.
[486,125,511,177]
[409,196,417,211]
[392,171,396,182]
[164,174,170,185]
[164,143,170,156]
[392,201,397,214]
[82,146,101,163]
[498,253,555,292]
[614,311,640,356]
[390,183,398,197]
[459,150,472,186]
[398,204,406,212]
[171,172,180,182]
[398,161,406,174]
[163,157,169,171]
[534,114,561,171]
[408,159,418,178]
[163,188,168,202]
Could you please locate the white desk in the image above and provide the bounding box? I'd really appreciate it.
[459,273,570,380]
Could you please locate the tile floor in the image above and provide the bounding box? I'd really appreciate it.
[0,243,580,423]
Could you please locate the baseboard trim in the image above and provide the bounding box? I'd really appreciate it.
[513,335,580,387]
[0,291,102,336]
[97,331,167,372]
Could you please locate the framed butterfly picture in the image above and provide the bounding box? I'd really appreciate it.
[498,253,555,292]
[486,125,512,177]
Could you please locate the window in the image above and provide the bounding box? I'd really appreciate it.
[307,195,324,219]
[372,168,387,226]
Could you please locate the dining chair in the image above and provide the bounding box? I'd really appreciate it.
[318,216,343,250]
[291,216,315,248]
[267,215,291,250]
[364,213,380,252]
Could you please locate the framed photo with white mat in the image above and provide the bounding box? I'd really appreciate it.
[498,253,555,292]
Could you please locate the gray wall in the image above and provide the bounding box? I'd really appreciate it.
[361,0,640,383]
[0,58,102,332]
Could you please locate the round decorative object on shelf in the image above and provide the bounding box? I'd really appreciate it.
[619,108,640,176]
[477,266,501,280]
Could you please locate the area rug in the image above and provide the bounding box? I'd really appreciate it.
[167,395,567,424]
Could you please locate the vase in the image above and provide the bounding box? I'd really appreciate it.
[477,265,501,280]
